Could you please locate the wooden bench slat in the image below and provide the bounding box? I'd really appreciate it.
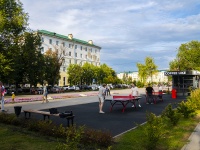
[23,109,74,127]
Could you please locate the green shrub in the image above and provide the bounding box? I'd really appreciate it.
[0,113,113,149]
[140,112,166,150]
[81,128,113,148]
[56,125,84,150]
[161,104,182,126]
[188,89,200,109]
[0,113,22,125]
[177,100,197,118]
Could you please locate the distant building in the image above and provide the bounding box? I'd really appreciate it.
[38,30,101,86]
[117,70,168,83]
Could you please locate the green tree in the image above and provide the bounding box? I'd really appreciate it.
[0,53,13,80]
[44,48,64,86]
[122,73,128,84]
[169,40,200,71]
[67,64,83,85]
[137,57,158,84]
[18,31,44,88]
[0,0,28,83]
[82,62,94,85]
[145,57,158,83]
[97,64,115,84]
[137,63,147,83]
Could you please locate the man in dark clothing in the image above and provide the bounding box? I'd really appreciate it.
[146,84,154,104]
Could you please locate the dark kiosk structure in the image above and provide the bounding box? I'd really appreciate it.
[164,70,200,96]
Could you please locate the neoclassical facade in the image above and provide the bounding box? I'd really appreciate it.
[38,30,101,86]
[117,70,169,83]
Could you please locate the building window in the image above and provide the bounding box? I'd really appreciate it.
[63,50,65,55]
[56,41,59,45]
[95,49,97,53]
[75,45,77,49]
[69,44,73,48]
[75,59,77,64]
[91,48,92,52]
[85,47,87,51]
[85,55,87,59]
[69,52,71,56]
[80,46,82,50]
[63,67,66,72]
[63,77,65,85]
[80,61,82,66]
[42,37,44,42]
[75,53,77,57]
[80,54,82,58]
[49,39,52,44]
[69,59,71,64]
[62,42,65,47]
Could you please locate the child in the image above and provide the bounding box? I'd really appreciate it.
[12,92,15,103]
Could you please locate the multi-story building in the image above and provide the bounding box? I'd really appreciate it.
[38,30,101,86]
[117,70,169,83]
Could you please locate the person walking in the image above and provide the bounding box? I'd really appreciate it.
[106,84,111,96]
[42,84,49,103]
[130,83,141,107]
[11,92,15,103]
[146,84,154,104]
[0,81,6,112]
[98,84,106,114]
[158,84,163,100]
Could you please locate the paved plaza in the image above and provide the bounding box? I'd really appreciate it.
[2,89,199,149]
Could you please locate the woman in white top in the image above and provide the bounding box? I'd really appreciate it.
[130,84,141,107]
[98,84,106,113]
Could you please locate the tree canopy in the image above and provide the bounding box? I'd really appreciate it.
[137,56,158,83]
[169,40,200,71]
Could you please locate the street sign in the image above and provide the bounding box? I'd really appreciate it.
[164,71,186,76]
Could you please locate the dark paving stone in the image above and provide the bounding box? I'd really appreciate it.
[22,94,187,137]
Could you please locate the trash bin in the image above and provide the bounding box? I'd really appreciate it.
[14,106,22,117]
[171,89,177,99]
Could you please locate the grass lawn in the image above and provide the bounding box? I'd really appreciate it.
[0,124,59,150]
[112,111,200,150]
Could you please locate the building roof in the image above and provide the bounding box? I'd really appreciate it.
[117,69,168,74]
[38,30,101,49]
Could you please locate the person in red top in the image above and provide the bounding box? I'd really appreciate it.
[146,84,154,104]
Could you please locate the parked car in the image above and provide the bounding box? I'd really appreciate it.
[79,85,92,90]
[36,87,43,94]
[68,85,80,91]
[91,84,98,90]
[50,86,62,93]
[62,85,69,91]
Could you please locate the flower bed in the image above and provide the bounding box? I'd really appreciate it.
[4,92,98,104]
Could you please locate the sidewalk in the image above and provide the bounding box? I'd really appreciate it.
[181,123,200,150]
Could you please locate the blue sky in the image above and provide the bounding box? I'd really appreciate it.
[20,0,200,73]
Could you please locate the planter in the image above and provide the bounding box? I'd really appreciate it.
[14,106,22,117]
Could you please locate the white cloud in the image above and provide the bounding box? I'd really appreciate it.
[21,0,200,72]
